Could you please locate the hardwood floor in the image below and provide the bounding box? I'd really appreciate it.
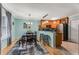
[1,39,79,55]
[44,41,79,55]
[43,43,63,55]
[61,41,79,55]
[1,39,18,55]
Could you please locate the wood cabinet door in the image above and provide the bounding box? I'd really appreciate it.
[56,33,62,47]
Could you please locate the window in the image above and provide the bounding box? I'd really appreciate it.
[1,8,8,40]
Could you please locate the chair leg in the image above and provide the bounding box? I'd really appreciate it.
[22,42,24,48]
[25,41,27,50]
[19,41,20,47]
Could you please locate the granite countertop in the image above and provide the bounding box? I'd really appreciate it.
[39,31,56,48]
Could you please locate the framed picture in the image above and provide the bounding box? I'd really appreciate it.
[23,23,27,28]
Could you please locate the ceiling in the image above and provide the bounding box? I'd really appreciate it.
[2,3,79,20]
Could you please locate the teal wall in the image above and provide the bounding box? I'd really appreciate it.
[13,17,40,39]
[1,16,40,49]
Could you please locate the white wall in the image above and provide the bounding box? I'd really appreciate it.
[69,14,79,43]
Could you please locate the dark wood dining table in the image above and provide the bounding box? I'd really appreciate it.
[23,32,37,46]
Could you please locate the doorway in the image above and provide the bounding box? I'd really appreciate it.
[63,23,68,41]
[70,20,79,43]
[62,17,69,41]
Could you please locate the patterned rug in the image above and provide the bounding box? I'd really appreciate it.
[8,42,48,55]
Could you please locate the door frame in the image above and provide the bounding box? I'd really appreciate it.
[69,19,79,43]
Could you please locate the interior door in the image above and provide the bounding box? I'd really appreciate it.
[70,20,79,43]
